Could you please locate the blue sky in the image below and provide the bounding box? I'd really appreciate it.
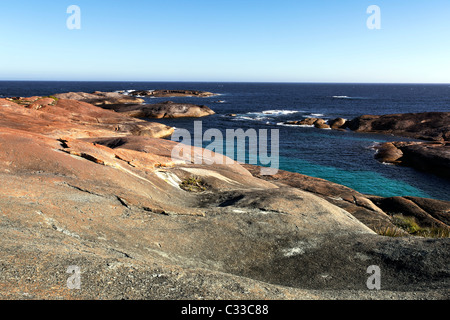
[0,0,449,83]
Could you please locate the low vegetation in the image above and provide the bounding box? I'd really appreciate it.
[373,225,405,237]
[180,176,208,192]
[391,214,449,238]
[374,214,449,238]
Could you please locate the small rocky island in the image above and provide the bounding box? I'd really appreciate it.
[54,91,216,119]
[0,93,448,300]
[127,89,218,98]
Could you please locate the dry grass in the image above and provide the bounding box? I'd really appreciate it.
[180,176,208,192]
[392,214,449,238]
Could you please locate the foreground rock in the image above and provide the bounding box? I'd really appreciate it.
[346,112,450,142]
[128,89,217,98]
[0,97,449,300]
[242,164,450,235]
[0,96,174,139]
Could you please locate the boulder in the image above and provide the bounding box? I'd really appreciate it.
[374,142,404,164]
[329,117,347,129]
[313,119,331,129]
[299,117,318,126]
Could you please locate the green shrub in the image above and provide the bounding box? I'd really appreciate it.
[180,176,208,192]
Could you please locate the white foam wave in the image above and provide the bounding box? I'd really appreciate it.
[244,110,301,118]
[276,122,314,128]
[231,109,303,123]
[116,89,136,96]
[332,95,350,99]
[261,110,300,116]
[232,116,260,121]
[332,95,369,100]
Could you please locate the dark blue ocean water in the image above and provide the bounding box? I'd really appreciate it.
[1,81,449,200]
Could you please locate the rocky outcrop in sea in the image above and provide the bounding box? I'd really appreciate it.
[283,112,450,179]
[54,91,216,119]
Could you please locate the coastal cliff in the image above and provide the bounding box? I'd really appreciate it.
[0,96,449,300]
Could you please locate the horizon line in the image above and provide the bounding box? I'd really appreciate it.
[1,79,450,85]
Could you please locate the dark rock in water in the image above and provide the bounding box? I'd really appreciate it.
[313,119,331,129]
[400,142,450,178]
[284,120,300,125]
[283,117,347,130]
[346,112,450,141]
[374,141,450,179]
[374,142,404,164]
[300,118,318,126]
[283,118,331,128]
[347,112,450,179]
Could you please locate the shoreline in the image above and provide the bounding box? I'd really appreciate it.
[0,93,449,299]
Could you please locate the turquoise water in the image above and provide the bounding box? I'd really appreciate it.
[280,156,431,198]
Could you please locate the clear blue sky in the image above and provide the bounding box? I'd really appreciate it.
[0,0,449,83]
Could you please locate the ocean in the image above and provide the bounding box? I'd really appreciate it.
[1,81,449,201]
